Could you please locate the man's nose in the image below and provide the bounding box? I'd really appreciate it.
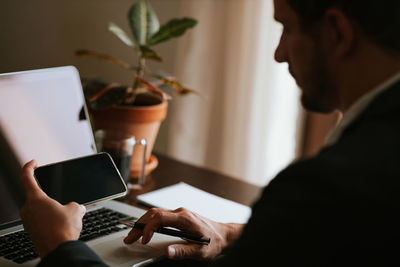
[274,35,287,63]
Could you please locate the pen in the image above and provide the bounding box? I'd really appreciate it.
[119,218,210,245]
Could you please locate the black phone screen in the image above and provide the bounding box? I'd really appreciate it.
[34,153,127,205]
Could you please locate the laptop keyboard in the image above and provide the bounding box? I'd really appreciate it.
[0,231,36,264]
[80,207,131,241]
[0,207,132,264]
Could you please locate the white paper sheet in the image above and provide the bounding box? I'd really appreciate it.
[137,182,252,224]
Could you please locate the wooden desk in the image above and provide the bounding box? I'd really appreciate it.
[123,153,262,208]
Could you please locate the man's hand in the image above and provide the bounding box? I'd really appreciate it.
[19,160,86,258]
[123,207,244,260]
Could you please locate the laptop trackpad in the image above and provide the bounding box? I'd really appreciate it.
[89,231,182,267]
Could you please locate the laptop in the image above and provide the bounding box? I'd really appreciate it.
[0,66,179,267]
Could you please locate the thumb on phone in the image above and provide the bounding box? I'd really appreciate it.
[20,160,45,199]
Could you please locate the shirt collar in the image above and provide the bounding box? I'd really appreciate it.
[325,71,400,147]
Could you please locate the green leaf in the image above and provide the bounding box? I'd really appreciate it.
[148,73,200,96]
[140,46,162,61]
[128,0,160,45]
[108,22,135,48]
[148,17,197,46]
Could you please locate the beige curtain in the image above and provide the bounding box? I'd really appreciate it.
[157,0,300,186]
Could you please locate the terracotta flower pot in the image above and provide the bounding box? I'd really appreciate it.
[92,96,167,179]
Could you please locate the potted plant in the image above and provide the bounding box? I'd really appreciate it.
[75,0,198,179]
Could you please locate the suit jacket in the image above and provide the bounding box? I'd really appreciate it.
[38,81,400,267]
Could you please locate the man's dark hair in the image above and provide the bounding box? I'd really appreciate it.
[286,0,400,53]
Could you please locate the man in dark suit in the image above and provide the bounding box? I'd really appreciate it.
[19,0,400,266]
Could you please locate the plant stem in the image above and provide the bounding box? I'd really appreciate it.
[129,57,146,105]
[138,58,146,79]
[133,57,146,89]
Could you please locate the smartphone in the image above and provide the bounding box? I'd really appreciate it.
[33,152,127,206]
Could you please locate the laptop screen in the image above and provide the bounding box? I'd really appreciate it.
[0,66,96,228]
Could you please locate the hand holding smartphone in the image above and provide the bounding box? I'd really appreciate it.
[33,153,127,206]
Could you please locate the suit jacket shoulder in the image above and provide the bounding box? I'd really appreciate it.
[214,81,400,267]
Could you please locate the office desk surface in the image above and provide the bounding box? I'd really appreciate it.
[123,153,262,208]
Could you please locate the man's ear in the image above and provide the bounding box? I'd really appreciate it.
[323,8,356,57]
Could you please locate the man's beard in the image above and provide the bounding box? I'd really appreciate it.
[299,49,337,113]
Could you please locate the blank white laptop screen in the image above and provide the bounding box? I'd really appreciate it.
[0,66,96,166]
[0,66,96,227]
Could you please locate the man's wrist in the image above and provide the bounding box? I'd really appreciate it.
[225,223,244,243]
[220,223,244,252]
